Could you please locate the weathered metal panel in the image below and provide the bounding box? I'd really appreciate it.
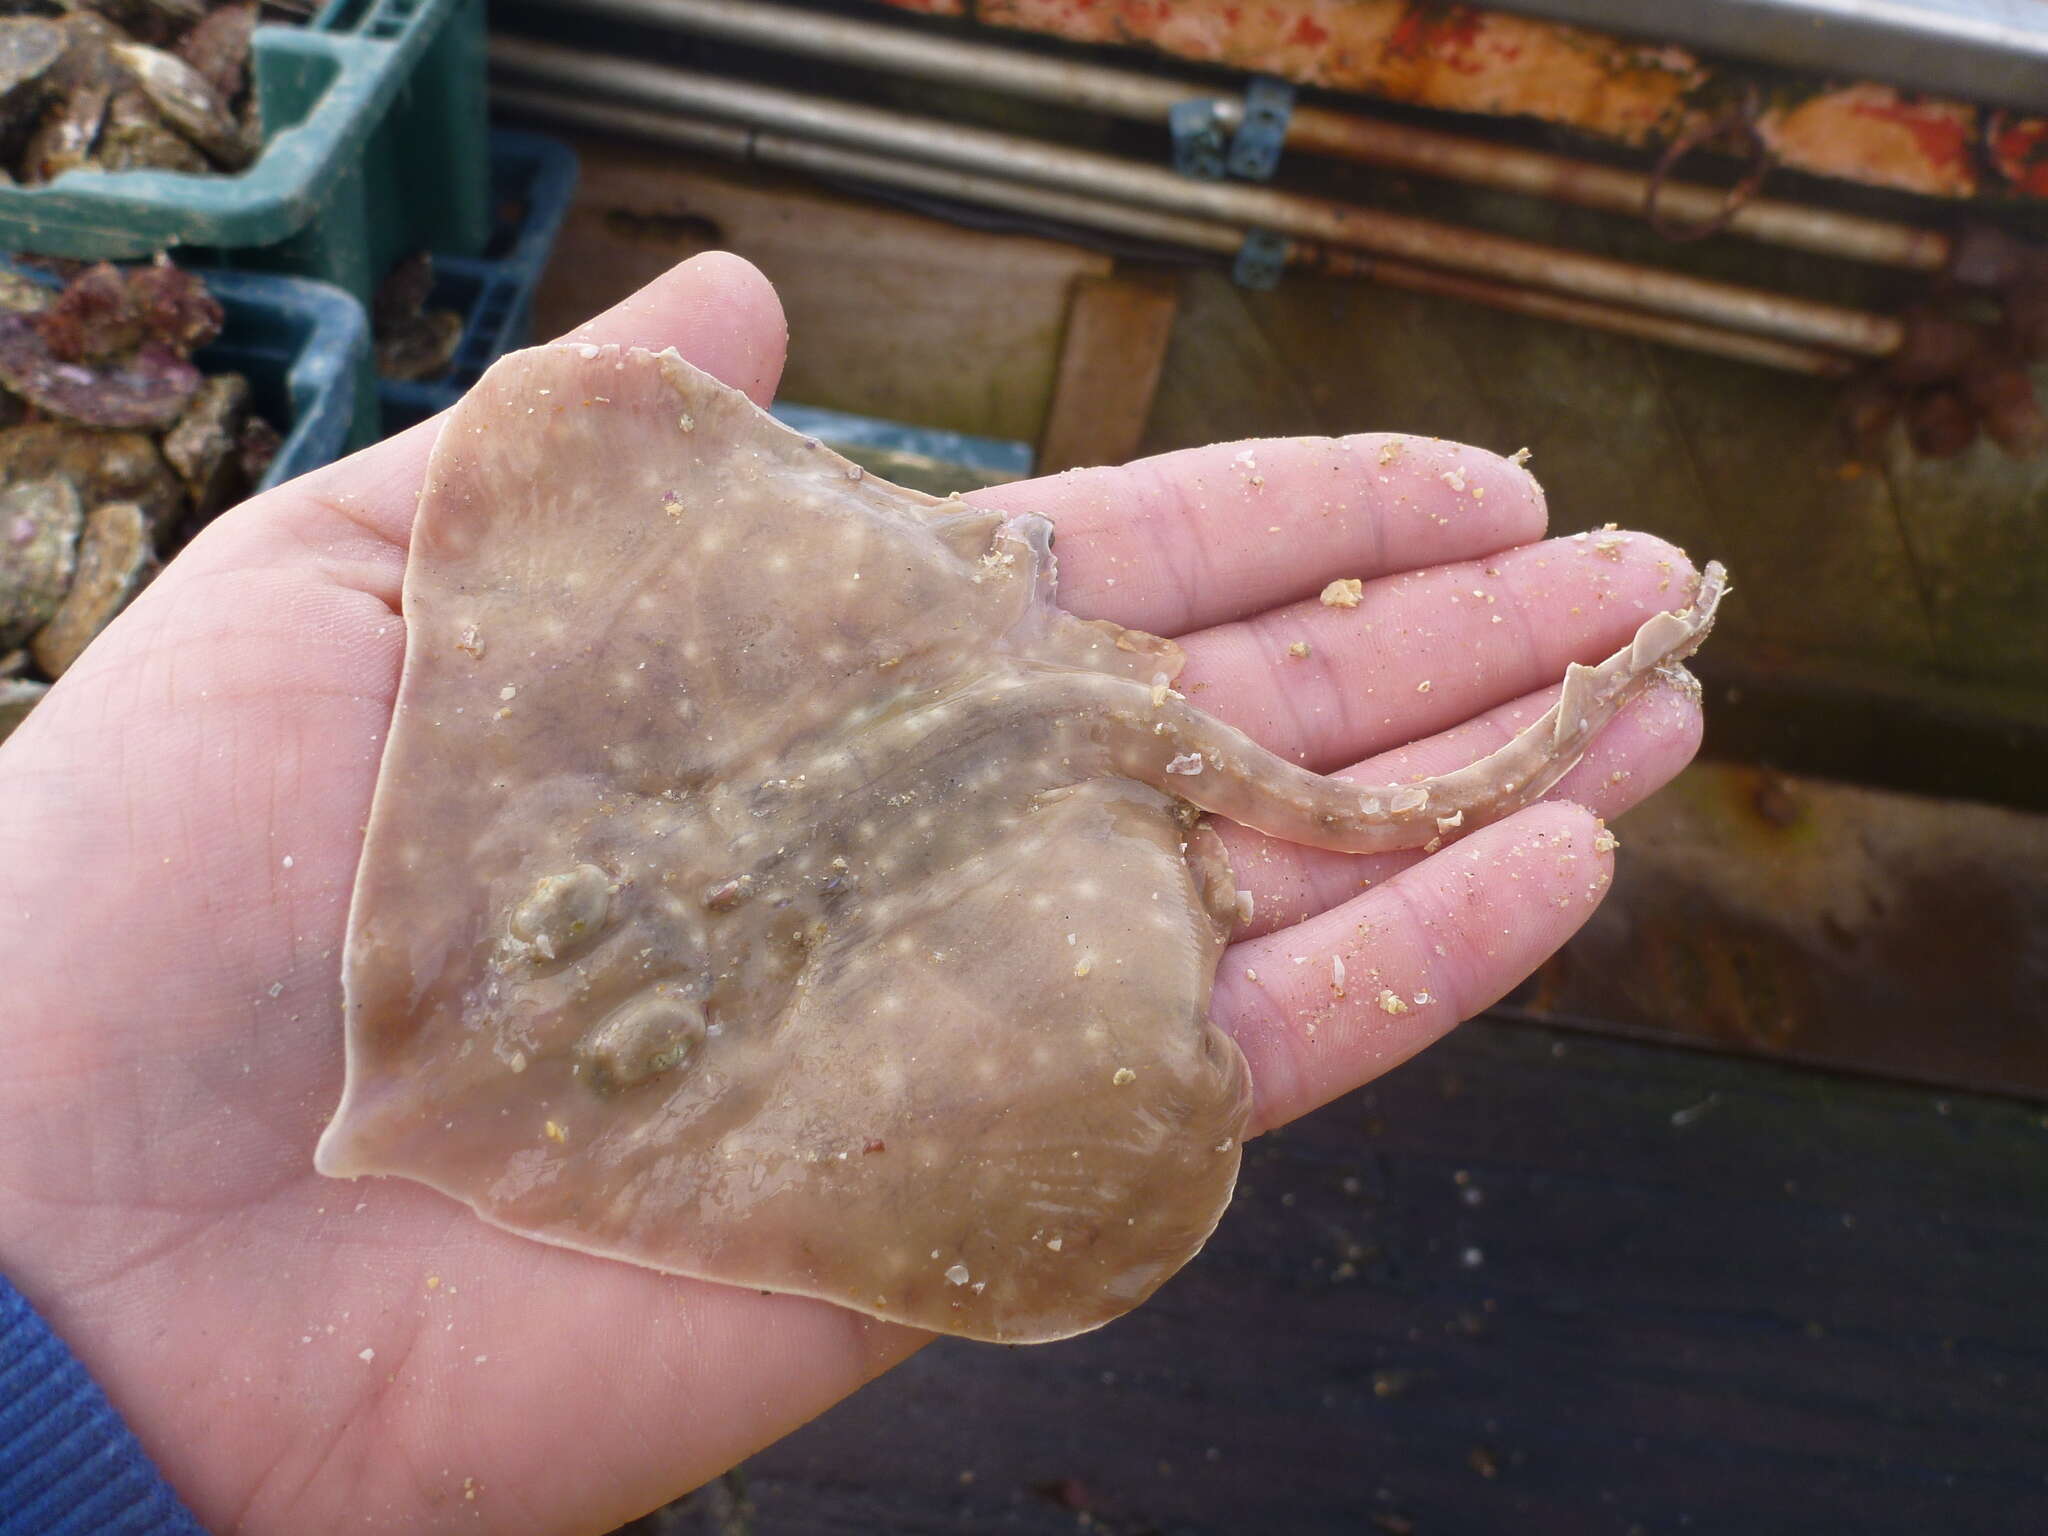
[868,0,2048,200]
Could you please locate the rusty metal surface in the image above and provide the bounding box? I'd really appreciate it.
[528,0,1956,271]
[1503,0,2048,115]
[860,0,2048,199]
[1512,761,2048,1102]
[489,35,1910,357]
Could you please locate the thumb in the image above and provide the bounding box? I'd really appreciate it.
[279,251,791,556]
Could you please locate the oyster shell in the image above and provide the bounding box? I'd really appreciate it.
[0,19,66,140]
[94,82,206,172]
[162,368,249,516]
[0,475,83,649]
[30,498,154,675]
[0,420,185,536]
[110,38,252,168]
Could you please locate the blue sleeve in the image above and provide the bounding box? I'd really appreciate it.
[0,1274,210,1535]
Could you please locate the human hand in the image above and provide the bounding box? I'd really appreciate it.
[0,254,1702,1533]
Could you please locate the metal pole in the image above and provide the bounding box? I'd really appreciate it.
[1278,108,1945,272]
[491,85,1250,253]
[523,0,1950,272]
[490,83,1858,377]
[1296,248,1856,376]
[490,35,1907,357]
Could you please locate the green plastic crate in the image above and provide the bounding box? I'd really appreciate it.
[0,0,490,296]
[0,0,488,445]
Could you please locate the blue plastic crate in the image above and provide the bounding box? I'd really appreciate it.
[378,130,579,433]
[196,268,371,491]
[770,403,1035,481]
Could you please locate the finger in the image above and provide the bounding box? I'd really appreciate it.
[255,252,791,561]
[557,247,789,403]
[1221,802,1612,1136]
[1178,529,1699,771]
[1224,674,1700,938]
[971,433,1546,636]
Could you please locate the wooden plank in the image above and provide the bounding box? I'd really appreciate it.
[1036,271,1181,474]
[1511,760,2048,1101]
[530,135,1111,444]
[631,1019,2048,1535]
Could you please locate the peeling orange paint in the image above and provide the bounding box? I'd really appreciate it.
[1762,85,1978,198]
[1990,112,2048,198]
[868,0,2047,202]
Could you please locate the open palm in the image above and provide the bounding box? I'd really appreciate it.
[0,255,1703,1534]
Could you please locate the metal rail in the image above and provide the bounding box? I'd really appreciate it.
[490,35,1907,358]
[523,0,1951,272]
[491,82,1858,377]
